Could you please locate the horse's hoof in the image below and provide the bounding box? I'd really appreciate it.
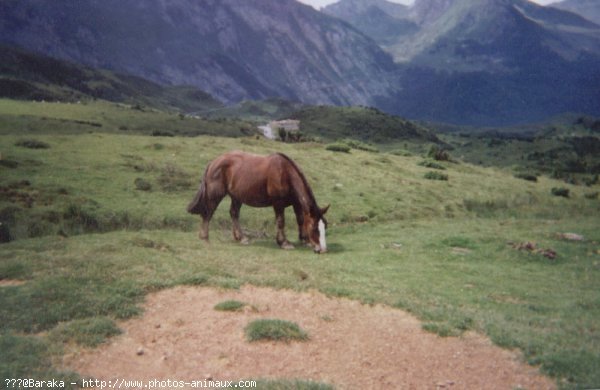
[281,242,295,250]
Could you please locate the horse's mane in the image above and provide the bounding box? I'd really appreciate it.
[275,153,320,215]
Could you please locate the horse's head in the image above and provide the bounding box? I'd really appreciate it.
[303,205,329,254]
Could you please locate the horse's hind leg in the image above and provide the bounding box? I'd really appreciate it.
[274,205,294,250]
[230,199,249,244]
[199,197,223,241]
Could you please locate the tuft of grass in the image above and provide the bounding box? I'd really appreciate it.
[514,173,538,182]
[245,319,309,342]
[325,143,351,153]
[551,187,570,198]
[424,171,448,181]
[48,317,122,347]
[134,178,152,191]
[341,138,379,153]
[418,160,446,170]
[178,274,209,286]
[440,236,477,249]
[15,139,50,149]
[214,300,246,312]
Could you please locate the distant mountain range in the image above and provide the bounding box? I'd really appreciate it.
[326,0,600,125]
[0,0,599,126]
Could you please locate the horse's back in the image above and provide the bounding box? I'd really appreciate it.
[208,151,290,207]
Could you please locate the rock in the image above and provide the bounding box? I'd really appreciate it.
[557,232,584,241]
[136,347,145,356]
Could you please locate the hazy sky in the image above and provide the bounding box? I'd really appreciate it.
[298,0,557,9]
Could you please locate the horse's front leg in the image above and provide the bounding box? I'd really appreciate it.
[230,199,249,245]
[274,205,294,250]
[293,203,309,246]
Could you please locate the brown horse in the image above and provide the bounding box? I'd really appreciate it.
[187,151,329,253]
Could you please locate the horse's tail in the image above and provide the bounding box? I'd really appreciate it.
[187,166,209,216]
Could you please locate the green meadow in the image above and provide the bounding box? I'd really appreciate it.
[1,100,599,389]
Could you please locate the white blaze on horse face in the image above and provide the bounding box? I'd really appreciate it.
[318,219,327,252]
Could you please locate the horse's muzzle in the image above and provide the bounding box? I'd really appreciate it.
[314,246,327,254]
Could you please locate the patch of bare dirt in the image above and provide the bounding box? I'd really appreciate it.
[64,286,555,389]
[0,279,26,287]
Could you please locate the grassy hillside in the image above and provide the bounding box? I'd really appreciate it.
[0,45,223,113]
[442,116,600,184]
[289,105,442,145]
[1,100,599,388]
[0,98,255,138]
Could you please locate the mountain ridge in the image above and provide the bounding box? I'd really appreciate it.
[326,0,600,125]
[0,0,397,107]
[550,0,600,25]
[1,0,599,126]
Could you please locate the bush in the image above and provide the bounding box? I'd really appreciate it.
[277,128,305,143]
[551,187,570,198]
[514,173,538,182]
[424,171,448,181]
[325,143,351,153]
[427,145,450,161]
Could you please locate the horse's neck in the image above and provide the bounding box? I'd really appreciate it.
[289,168,316,216]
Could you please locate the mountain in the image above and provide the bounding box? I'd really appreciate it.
[0,45,223,113]
[288,105,442,143]
[550,0,600,25]
[1,0,599,126]
[0,0,397,108]
[326,0,600,125]
[322,0,417,46]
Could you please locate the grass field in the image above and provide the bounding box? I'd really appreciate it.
[1,100,599,389]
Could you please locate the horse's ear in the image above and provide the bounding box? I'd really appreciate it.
[320,204,330,215]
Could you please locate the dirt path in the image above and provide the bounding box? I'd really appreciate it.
[64,285,555,389]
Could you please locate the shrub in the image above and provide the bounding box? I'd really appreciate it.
[514,173,538,182]
[245,319,308,342]
[325,143,351,153]
[427,145,450,161]
[584,192,598,200]
[277,128,305,143]
[551,187,570,198]
[424,171,448,181]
